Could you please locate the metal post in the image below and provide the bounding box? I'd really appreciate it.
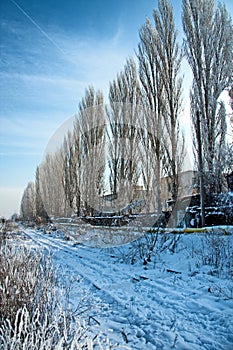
[196,111,205,227]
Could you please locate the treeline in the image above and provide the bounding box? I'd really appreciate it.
[20,0,233,220]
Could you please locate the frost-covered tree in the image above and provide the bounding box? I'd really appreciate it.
[20,182,36,220]
[183,0,233,195]
[153,0,185,202]
[40,151,68,217]
[138,18,164,212]
[76,86,105,215]
[107,58,141,204]
[137,0,184,212]
[35,166,49,220]
[62,131,80,215]
[38,88,105,218]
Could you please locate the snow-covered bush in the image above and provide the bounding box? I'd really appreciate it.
[197,233,233,278]
[116,231,181,265]
[0,241,106,349]
[0,242,56,327]
[0,306,96,350]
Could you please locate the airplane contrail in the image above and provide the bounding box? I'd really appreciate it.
[9,0,67,56]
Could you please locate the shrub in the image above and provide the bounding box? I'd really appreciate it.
[0,242,55,326]
[0,239,107,349]
[0,306,94,350]
[197,233,233,279]
[116,230,180,265]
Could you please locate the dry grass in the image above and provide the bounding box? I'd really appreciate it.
[0,234,109,349]
[0,242,55,326]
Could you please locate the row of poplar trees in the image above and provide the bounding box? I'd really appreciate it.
[20,0,233,220]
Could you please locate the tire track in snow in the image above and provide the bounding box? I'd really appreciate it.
[23,229,160,348]
[23,229,233,350]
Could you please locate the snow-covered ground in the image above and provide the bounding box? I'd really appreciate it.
[21,226,233,349]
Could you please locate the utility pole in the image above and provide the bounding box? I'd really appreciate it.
[229,87,233,130]
[196,111,205,227]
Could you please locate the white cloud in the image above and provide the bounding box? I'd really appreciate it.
[1,20,135,160]
[0,116,58,140]
[0,72,84,87]
[52,25,133,90]
[0,151,41,157]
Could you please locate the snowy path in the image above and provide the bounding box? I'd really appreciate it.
[23,228,233,350]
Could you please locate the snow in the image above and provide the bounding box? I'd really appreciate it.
[21,226,233,349]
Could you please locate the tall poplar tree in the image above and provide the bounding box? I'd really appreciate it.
[138,0,184,212]
[77,86,105,215]
[182,0,233,197]
[107,58,141,204]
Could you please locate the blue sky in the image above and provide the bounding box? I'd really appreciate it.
[0,0,232,217]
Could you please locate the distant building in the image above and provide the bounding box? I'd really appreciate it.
[101,170,198,215]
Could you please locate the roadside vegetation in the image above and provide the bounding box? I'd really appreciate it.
[0,230,107,349]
